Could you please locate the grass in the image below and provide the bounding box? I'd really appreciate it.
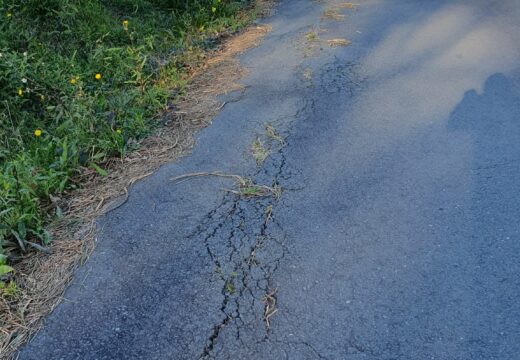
[327,38,351,47]
[305,29,321,42]
[251,138,269,164]
[336,2,357,10]
[265,123,284,144]
[0,0,263,259]
[322,8,345,20]
[301,27,326,57]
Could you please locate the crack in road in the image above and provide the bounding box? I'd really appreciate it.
[187,138,294,358]
[183,33,366,358]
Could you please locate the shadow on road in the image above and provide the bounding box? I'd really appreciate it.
[446,72,520,358]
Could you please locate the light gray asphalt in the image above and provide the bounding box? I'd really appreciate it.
[19,0,520,359]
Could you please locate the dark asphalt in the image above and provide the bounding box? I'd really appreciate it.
[19,0,520,359]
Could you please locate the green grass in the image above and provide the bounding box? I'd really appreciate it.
[0,0,258,258]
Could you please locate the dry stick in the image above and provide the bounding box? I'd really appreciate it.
[171,172,281,199]
[263,288,278,328]
[170,172,246,186]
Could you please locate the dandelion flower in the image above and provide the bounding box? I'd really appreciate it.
[122,20,129,30]
[212,7,217,13]
[34,129,42,137]
[95,73,102,80]
[18,88,23,96]
[70,78,77,84]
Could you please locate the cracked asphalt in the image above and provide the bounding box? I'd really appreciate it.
[19,0,520,359]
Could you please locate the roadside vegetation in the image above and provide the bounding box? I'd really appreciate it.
[0,0,260,262]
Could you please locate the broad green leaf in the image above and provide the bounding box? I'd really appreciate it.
[0,265,14,276]
[90,163,108,177]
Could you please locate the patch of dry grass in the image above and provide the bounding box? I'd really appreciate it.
[322,8,345,20]
[327,38,352,47]
[336,2,358,10]
[0,3,275,358]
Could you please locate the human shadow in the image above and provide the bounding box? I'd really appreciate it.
[446,72,520,358]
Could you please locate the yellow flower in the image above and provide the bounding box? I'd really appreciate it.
[34,129,42,137]
[95,73,102,80]
[212,6,217,13]
[6,12,12,18]
[199,25,205,32]
[116,129,122,134]
[70,78,77,85]
[122,20,129,30]
[18,88,23,96]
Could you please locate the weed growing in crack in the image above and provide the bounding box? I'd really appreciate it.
[300,26,327,57]
[265,124,285,145]
[224,280,236,294]
[305,29,320,42]
[251,138,269,164]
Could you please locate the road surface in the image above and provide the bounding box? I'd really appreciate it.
[20,0,520,359]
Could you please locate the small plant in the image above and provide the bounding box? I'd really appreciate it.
[305,30,320,42]
[0,280,18,297]
[0,254,14,290]
[224,279,235,294]
[265,124,284,144]
[301,27,326,57]
[251,138,269,164]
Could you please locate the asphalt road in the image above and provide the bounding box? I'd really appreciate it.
[19,0,520,359]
